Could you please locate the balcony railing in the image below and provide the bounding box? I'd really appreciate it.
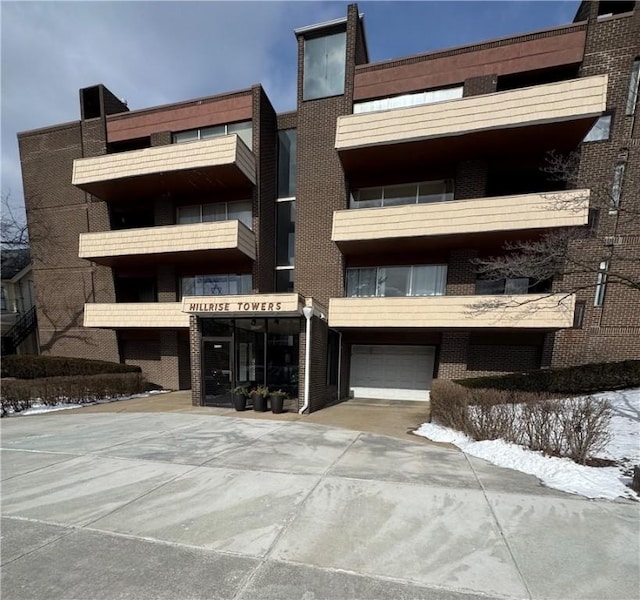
[72,135,255,201]
[328,294,576,329]
[83,303,189,328]
[332,189,590,249]
[79,220,256,264]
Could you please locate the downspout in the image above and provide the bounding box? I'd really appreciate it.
[299,306,314,414]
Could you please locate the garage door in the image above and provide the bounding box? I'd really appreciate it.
[349,345,435,401]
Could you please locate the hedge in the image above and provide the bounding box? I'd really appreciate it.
[1,354,141,380]
[1,372,146,416]
[455,360,640,394]
[430,380,611,464]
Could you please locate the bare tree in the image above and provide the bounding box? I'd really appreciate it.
[473,150,640,310]
[1,193,29,250]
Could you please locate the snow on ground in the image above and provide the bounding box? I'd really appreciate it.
[6,390,169,417]
[414,388,640,501]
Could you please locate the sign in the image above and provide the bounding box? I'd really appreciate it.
[186,301,284,313]
[182,293,303,315]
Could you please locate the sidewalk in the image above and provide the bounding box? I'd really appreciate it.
[76,390,440,446]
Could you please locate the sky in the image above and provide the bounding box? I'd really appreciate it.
[1,0,581,218]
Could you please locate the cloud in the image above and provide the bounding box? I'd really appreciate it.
[1,0,579,215]
[1,1,345,209]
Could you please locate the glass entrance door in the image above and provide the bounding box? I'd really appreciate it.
[202,337,232,406]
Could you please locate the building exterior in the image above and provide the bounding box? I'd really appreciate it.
[1,249,38,356]
[18,1,640,411]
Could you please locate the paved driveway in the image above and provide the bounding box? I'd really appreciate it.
[1,412,638,600]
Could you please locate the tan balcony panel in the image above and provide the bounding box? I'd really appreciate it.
[79,221,255,266]
[336,75,607,173]
[72,135,255,201]
[332,189,589,253]
[84,303,189,328]
[329,294,576,329]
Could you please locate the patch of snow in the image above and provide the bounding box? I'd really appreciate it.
[414,387,640,501]
[5,389,170,417]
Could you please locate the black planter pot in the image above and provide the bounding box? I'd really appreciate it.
[232,394,247,411]
[270,394,284,414]
[252,395,268,412]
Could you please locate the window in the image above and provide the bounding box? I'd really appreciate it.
[276,201,295,266]
[354,87,463,114]
[627,59,640,116]
[173,121,252,149]
[177,200,252,229]
[573,301,586,329]
[584,114,612,142]
[475,277,552,295]
[278,129,297,198]
[346,265,447,298]
[303,31,346,100]
[275,267,295,293]
[180,274,252,298]
[594,261,608,307]
[351,180,454,209]
[598,1,636,19]
[611,163,625,211]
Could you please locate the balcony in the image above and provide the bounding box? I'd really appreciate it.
[72,135,255,201]
[328,294,575,329]
[79,221,256,266]
[335,75,607,174]
[332,189,590,254]
[84,303,189,328]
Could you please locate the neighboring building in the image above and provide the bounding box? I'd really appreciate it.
[18,2,640,410]
[1,249,38,355]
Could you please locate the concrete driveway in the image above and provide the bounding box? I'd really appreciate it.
[1,411,638,600]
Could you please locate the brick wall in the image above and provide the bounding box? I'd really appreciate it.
[463,74,497,96]
[19,122,120,362]
[298,315,329,413]
[553,7,640,365]
[253,85,278,293]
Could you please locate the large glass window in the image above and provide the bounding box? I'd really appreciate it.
[278,129,297,198]
[351,180,454,209]
[475,277,551,295]
[173,121,252,150]
[275,268,295,293]
[583,114,612,142]
[354,86,463,114]
[627,59,640,115]
[303,31,347,101]
[276,202,295,266]
[346,265,447,297]
[594,261,608,307]
[180,274,252,298]
[611,163,625,211]
[177,200,252,229]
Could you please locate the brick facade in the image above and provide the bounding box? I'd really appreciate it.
[17,2,640,410]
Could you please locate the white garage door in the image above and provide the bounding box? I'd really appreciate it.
[349,345,435,401]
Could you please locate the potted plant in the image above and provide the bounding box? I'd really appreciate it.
[250,385,270,412]
[231,386,249,411]
[269,389,288,414]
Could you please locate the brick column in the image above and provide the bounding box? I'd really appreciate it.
[190,316,202,405]
[157,265,177,302]
[438,332,470,380]
[159,331,180,390]
[154,195,175,226]
[455,160,487,200]
[446,249,478,295]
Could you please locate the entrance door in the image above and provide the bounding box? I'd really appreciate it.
[203,338,232,406]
